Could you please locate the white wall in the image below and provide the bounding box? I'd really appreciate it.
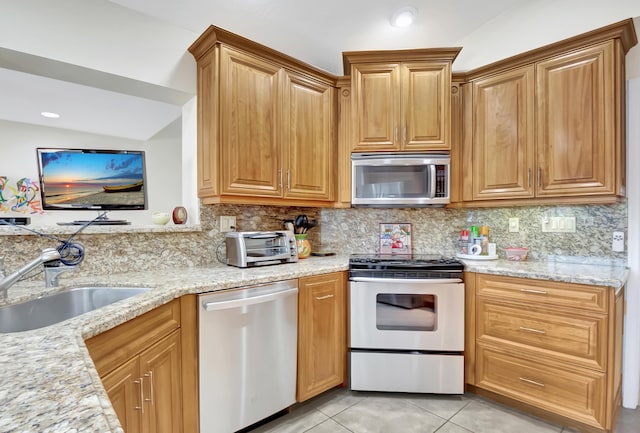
[455,0,640,71]
[0,0,197,95]
[624,17,640,407]
[0,119,182,226]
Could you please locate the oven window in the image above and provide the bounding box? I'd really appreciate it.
[376,294,437,331]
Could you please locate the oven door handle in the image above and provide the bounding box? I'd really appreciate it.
[350,277,463,284]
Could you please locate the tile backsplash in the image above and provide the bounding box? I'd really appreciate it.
[0,201,627,281]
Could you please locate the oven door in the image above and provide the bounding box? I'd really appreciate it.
[350,278,464,351]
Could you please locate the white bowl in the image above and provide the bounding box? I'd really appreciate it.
[152,212,170,225]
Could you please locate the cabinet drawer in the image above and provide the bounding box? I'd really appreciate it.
[86,299,181,377]
[477,299,607,370]
[476,344,606,429]
[477,274,607,313]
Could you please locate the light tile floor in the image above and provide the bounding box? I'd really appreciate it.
[249,387,640,433]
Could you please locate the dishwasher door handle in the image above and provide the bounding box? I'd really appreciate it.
[203,287,298,311]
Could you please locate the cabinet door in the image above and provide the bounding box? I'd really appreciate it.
[220,47,283,197]
[283,72,335,200]
[297,272,346,402]
[102,357,142,433]
[402,62,451,151]
[536,41,615,197]
[351,63,401,151]
[140,331,183,433]
[472,66,535,199]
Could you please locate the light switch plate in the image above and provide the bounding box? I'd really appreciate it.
[612,232,624,252]
[541,216,576,233]
[508,218,519,233]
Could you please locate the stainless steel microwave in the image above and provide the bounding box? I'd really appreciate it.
[351,153,450,207]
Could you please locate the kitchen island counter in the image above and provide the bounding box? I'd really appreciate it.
[0,255,628,432]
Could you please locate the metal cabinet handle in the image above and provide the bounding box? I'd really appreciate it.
[134,378,144,413]
[521,288,548,295]
[144,371,154,405]
[287,170,291,190]
[395,127,398,143]
[527,168,531,188]
[537,167,541,187]
[519,326,546,335]
[519,377,545,387]
[315,294,334,300]
[403,124,407,144]
[278,169,283,189]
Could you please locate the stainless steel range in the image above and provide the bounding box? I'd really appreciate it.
[349,254,465,394]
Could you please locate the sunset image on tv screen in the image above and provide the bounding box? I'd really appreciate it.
[38,150,145,208]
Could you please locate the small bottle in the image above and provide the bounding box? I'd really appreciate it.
[469,226,478,243]
[479,225,489,255]
[459,230,469,254]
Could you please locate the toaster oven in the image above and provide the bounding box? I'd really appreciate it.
[225,231,298,267]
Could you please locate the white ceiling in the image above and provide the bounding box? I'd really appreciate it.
[108,0,533,75]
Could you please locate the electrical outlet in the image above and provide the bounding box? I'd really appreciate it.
[508,218,519,233]
[219,215,236,232]
[612,231,625,252]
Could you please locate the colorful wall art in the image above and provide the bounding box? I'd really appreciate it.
[0,176,44,214]
[379,223,412,255]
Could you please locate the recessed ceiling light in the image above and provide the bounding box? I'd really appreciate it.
[390,6,418,28]
[41,111,60,118]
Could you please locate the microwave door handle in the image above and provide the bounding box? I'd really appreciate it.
[429,165,436,197]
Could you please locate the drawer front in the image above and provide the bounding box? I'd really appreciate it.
[477,274,607,313]
[476,344,606,429]
[477,299,607,370]
[86,299,181,377]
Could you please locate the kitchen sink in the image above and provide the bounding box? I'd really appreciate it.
[0,286,152,333]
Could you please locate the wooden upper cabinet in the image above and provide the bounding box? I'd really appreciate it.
[345,49,461,153]
[220,47,282,197]
[189,26,338,206]
[472,65,535,199]
[283,72,335,201]
[351,63,401,150]
[536,42,615,197]
[458,19,637,206]
[402,62,451,150]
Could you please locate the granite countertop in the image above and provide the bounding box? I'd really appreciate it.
[0,255,629,432]
[460,256,629,290]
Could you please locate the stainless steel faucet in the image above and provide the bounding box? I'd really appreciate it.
[44,263,78,288]
[0,248,61,299]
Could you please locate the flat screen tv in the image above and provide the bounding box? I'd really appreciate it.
[36,148,147,211]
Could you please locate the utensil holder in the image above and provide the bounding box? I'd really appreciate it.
[295,234,311,259]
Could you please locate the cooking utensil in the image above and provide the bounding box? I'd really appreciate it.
[303,219,318,233]
[294,215,308,234]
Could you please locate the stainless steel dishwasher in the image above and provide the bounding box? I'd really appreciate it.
[198,279,298,433]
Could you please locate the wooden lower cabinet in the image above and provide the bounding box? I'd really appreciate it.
[297,272,347,402]
[468,273,624,433]
[101,331,182,433]
[86,297,198,433]
[102,357,142,433]
[476,344,607,428]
